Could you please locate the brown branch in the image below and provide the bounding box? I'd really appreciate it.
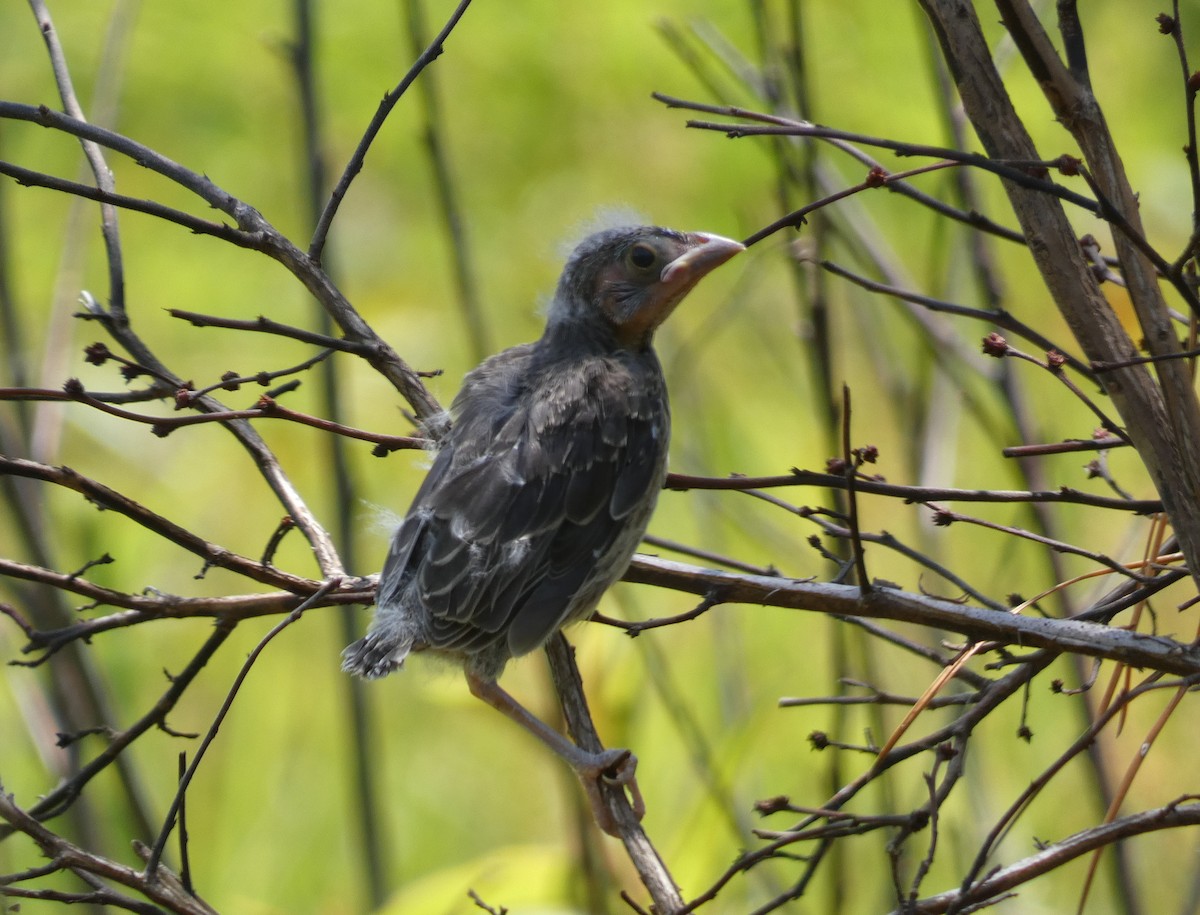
[641,533,779,576]
[911,800,1200,913]
[0,624,234,834]
[0,455,329,590]
[0,789,217,915]
[309,0,476,262]
[0,385,425,451]
[0,158,258,248]
[651,93,1101,216]
[922,503,1150,581]
[622,556,1200,676]
[818,260,1091,376]
[920,0,1200,594]
[663,470,1160,514]
[935,669,1194,914]
[1000,436,1127,458]
[0,100,442,424]
[167,309,381,356]
[544,634,684,914]
[145,580,337,875]
[0,558,369,662]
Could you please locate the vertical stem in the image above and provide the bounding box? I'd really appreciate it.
[290,1,387,906]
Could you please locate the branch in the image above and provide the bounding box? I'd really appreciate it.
[0,455,329,590]
[918,0,1200,593]
[664,470,1161,514]
[0,624,233,832]
[903,799,1200,914]
[622,556,1200,676]
[167,309,382,356]
[0,158,258,247]
[28,0,127,315]
[651,93,1102,220]
[0,100,442,424]
[144,580,337,875]
[0,561,368,661]
[544,635,684,914]
[817,260,1092,377]
[309,0,476,261]
[0,788,217,915]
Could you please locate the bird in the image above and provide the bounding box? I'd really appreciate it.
[343,224,743,833]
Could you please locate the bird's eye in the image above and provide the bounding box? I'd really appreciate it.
[629,244,657,269]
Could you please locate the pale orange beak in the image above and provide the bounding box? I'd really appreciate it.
[659,232,745,289]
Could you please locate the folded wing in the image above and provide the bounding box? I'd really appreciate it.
[379,352,668,660]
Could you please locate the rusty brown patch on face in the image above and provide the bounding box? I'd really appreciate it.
[599,233,744,348]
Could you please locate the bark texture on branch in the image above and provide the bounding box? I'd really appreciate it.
[918,0,1200,584]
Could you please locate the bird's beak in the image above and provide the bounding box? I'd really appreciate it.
[660,233,745,289]
[611,231,744,347]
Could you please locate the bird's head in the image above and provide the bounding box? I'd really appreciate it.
[548,226,744,350]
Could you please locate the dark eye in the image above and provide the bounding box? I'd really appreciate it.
[629,244,657,269]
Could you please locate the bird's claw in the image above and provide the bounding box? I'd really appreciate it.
[578,747,645,835]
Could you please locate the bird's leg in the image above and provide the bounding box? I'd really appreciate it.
[465,671,644,835]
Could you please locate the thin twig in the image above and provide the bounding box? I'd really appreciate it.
[308,0,475,262]
[145,579,339,875]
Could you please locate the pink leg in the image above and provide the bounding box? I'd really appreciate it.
[466,671,644,835]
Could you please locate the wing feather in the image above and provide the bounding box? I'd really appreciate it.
[375,512,427,609]
[611,412,668,519]
[381,348,668,661]
[564,447,616,523]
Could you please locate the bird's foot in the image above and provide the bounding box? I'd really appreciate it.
[575,747,645,837]
[463,672,646,836]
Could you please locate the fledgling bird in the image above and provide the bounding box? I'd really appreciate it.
[343,225,743,832]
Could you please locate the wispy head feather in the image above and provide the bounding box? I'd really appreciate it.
[557,205,650,260]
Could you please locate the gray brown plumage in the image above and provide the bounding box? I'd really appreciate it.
[343,225,742,831]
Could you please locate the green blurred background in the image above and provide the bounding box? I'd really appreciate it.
[2,1,1199,912]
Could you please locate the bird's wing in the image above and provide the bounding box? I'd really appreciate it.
[393,354,667,658]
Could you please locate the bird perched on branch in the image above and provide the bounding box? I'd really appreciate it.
[343,225,743,832]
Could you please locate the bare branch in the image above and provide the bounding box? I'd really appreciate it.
[623,556,1200,676]
[0,788,218,915]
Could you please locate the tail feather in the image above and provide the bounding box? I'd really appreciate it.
[341,633,412,679]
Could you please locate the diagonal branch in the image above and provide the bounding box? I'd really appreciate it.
[918,0,1200,594]
[0,100,442,426]
[0,788,218,914]
[309,0,476,262]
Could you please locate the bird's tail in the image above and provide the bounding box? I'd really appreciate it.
[341,632,412,679]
